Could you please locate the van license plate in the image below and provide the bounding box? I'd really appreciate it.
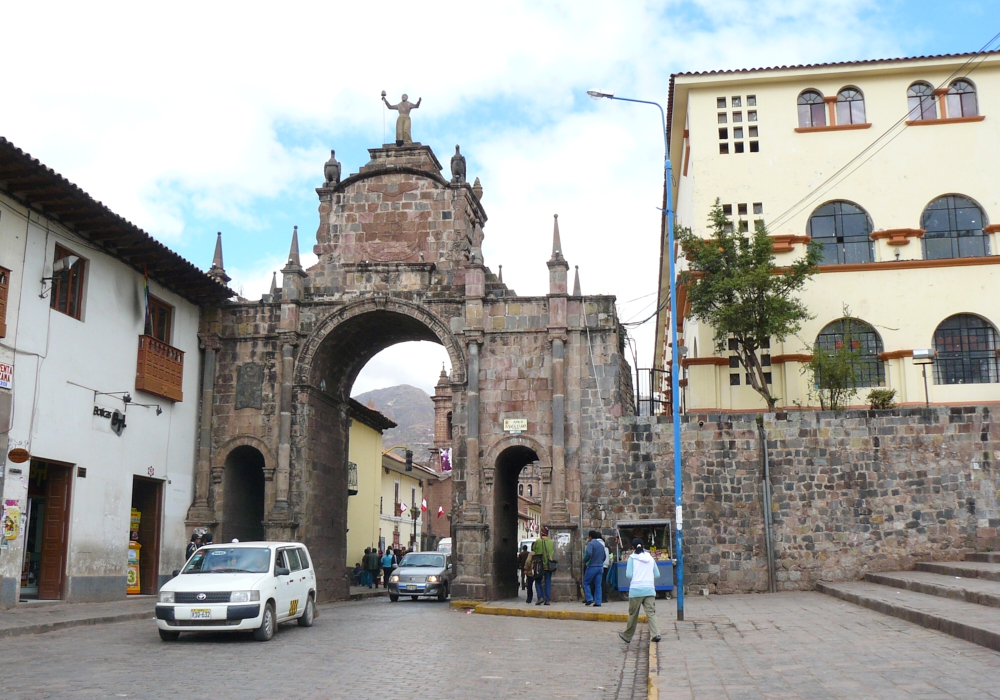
[191,609,211,619]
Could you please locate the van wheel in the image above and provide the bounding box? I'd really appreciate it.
[389,594,399,602]
[253,602,275,641]
[297,595,315,627]
[158,629,180,642]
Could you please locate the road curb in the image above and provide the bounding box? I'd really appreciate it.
[0,610,154,639]
[450,599,646,623]
[648,633,659,700]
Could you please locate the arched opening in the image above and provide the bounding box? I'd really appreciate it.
[815,317,885,386]
[933,314,1000,385]
[493,444,540,599]
[295,302,465,598]
[222,446,266,542]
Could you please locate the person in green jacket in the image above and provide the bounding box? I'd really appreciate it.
[531,528,555,605]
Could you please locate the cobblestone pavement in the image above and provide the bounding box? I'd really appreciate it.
[653,592,1000,700]
[0,597,629,700]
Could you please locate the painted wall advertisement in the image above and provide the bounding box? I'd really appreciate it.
[0,362,12,390]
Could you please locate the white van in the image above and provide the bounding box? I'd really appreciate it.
[156,542,316,642]
[437,537,452,553]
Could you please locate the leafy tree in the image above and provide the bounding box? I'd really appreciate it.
[678,200,821,410]
[804,310,862,410]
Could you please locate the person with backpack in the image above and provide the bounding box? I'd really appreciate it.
[522,548,536,604]
[531,527,555,605]
[619,538,662,644]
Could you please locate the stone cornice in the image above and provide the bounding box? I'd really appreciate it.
[870,228,925,246]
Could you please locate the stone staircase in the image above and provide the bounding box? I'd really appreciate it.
[817,553,1000,652]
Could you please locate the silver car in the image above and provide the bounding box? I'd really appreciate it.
[387,552,453,602]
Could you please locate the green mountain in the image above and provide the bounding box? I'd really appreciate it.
[352,384,435,464]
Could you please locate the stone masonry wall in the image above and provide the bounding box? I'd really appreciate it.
[580,406,1000,594]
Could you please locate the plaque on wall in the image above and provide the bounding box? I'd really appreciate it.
[235,363,264,410]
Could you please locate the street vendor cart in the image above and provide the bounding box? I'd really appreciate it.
[614,519,675,598]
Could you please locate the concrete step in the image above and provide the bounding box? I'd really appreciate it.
[917,560,1000,582]
[966,552,1000,564]
[865,570,1000,608]
[817,580,1000,652]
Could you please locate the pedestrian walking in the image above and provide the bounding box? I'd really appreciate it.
[381,547,397,588]
[598,533,612,602]
[531,527,555,605]
[361,547,373,588]
[185,533,202,561]
[523,549,535,604]
[619,538,661,644]
[583,530,606,607]
[517,544,530,591]
[365,548,381,588]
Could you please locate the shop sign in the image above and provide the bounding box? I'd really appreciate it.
[7,448,29,464]
[0,362,12,389]
[93,406,127,436]
[503,418,527,434]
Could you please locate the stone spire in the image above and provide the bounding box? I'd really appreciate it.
[437,363,450,387]
[547,214,569,296]
[551,214,564,261]
[573,265,581,296]
[281,225,307,300]
[269,271,277,297]
[498,265,503,284]
[207,231,231,285]
[286,225,302,268]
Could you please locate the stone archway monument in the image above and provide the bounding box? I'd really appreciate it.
[188,109,632,601]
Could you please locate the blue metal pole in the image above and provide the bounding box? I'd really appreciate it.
[605,95,683,621]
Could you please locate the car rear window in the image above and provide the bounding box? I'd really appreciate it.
[183,547,271,574]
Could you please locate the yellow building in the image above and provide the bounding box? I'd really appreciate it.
[379,452,437,551]
[346,400,396,568]
[657,51,1000,411]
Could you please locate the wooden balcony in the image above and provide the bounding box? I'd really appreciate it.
[135,335,184,402]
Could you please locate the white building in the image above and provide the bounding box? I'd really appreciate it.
[657,51,1000,411]
[0,137,231,606]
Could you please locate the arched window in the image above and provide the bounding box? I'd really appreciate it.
[806,201,874,264]
[836,87,866,125]
[933,315,1000,385]
[921,195,989,259]
[907,82,937,121]
[797,90,826,128]
[518,484,524,496]
[815,318,885,386]
[946,79,978,118]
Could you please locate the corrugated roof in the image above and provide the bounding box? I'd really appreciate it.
[348,398,398,432]
[0,136,233,305]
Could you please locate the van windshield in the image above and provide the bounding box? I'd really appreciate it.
[183,547,271,574]
[400,553,445,568]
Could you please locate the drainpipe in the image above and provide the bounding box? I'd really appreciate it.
[756,416,777,593]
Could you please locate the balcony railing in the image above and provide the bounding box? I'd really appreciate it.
[347,461,359,496]
[135,335,184,402]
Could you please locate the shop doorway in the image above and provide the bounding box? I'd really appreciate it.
[222,446,266,542]
[129,476,163,595]
[21,461,72,600]
[493,445,540,600]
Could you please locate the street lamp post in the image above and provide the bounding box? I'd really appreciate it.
[588,89,685,621]
[410,505,420,551]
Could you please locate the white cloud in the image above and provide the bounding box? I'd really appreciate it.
[1,0,905,390]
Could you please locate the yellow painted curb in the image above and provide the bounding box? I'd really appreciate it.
[648,634,659,700]
[468,603,647,624]
[449,599,482,610]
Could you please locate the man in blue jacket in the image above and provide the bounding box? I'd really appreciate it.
[583,530,606,606]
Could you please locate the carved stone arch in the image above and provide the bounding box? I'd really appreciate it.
[214,434,276,481]
[294,295,467,389]
[483,434,552,487]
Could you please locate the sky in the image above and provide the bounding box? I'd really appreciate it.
[2,0,996,395]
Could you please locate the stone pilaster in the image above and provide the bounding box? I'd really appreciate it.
[186,333,220,528]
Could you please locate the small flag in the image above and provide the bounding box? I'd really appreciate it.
[421,498,427,513]
[437,506,445,518]
[398,502,407,515]
[441,448,452,472]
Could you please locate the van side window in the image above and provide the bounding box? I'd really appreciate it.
[297,548,310,569]
[286,548,302,571]
[274,550,288,572]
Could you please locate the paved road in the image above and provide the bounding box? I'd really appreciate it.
[653,592,1000,700]
[0,597,628,700]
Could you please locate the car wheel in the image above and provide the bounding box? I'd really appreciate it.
[158,629,180,642]
[253,602,275,642]
[297,595,315,627]
[437,584,448,602]
[389,593,399,602]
